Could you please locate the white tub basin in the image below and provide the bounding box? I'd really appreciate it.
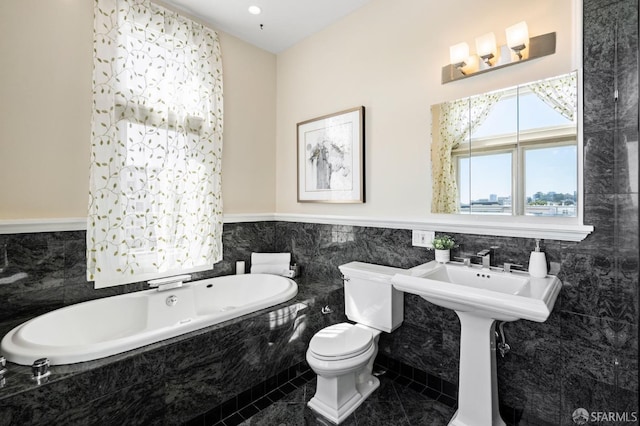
[1,274,298,366]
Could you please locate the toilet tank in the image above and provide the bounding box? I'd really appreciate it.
[338,261,406,333]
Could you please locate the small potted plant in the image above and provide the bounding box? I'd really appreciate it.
[431,235,456,263]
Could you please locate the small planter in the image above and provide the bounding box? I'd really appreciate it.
[435,249,450,263]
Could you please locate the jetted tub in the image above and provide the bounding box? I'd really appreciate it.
[1,274,298,366]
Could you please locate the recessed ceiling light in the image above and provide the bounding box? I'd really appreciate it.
[248,5,261,15]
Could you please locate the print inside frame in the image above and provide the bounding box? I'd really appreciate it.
[297,106,365,203]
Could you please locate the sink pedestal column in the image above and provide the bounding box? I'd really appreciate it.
[449,312,505,426]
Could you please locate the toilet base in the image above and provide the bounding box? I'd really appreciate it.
[308,375,380,424]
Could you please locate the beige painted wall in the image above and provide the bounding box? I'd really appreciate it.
[275,0,578,218]
[0,0,92,219]
[1,0,576,221]
[218,32,277,214]
[0,0,276,220]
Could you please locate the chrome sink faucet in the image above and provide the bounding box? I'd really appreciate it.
[477,249,492,269]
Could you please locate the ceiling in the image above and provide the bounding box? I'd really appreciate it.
[162,0,373,53]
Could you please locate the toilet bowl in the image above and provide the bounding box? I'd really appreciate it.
[306,262,406,424]
[306,323,381,424]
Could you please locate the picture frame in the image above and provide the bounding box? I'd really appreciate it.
[297,106,365,203]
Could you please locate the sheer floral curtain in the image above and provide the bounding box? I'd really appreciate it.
[88,0,224,288]
[528,71,577,121]
[431,93,501,213]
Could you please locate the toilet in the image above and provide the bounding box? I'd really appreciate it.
[306,261,406,424]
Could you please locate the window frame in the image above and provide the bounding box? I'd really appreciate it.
[453,122,578,217]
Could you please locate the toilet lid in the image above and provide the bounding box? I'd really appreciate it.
[309,323,373,360]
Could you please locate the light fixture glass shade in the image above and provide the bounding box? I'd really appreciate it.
[449,42,470,66]
[248,5,262,15]
[475,32,497,60]
[505,21,529,49]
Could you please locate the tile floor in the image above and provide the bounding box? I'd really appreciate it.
[231,373,456,426]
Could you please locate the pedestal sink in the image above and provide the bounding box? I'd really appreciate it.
[392,261,562,426]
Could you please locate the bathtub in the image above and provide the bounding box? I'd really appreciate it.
[1,274,297,366]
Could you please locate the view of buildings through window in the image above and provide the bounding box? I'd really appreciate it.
[456,89,577,216]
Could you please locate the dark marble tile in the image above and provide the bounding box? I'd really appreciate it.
[584,69,617,133]
[164,355,227,424]
[615,130,638,194]
[557,252,618,319]
[61,348,167,407]
[616,250,639,326]
[52,377,166,426]
[615,193,639,255]
[584,0,620,12]
[583,194,617,250]
[403,293,450,330]
[274,222,322,263]
[378,322,445,380]
[497,351,561,425]
[279,383,306,403]
[394,382,455,426]
[616,0,639,131]
[0,356,164,426]
[366,375,401,403]
[439,316,461,385]
[560,374,620,426]
[1,285,65,324]
[63,280,124,306]
[354,400,411,425]
[583,2,617,132]
[614,322,638,392]
[560,312,619,387]
[238,401,307,425]
[584,130,615,195]
[62,238,85,275]
[275,222,432,281]
[0,237,65,297]
[237,403,260,421]
[222,221,276,265]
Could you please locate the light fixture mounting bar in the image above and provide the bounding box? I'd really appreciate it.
[442,32,556,84]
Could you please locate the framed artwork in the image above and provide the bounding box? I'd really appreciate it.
[297,106,365,203]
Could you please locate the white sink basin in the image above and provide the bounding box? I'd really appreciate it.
[393,260,561,322]
[392,260,562,426]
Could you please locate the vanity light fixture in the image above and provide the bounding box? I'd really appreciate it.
[449,42,470,74]
[505,21,529,60]
[475,32,497,67]
[442,21,556,84]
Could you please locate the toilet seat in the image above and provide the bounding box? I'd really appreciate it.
[308,323,373,361]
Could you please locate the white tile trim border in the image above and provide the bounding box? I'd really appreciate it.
[0,218,88,234]
[0,213,593,241]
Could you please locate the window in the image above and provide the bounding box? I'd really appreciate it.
[450,83,577,217]
[88,0,224,288]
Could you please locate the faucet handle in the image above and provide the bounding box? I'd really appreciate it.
[453,257,471,266]
[503,263,524,273]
